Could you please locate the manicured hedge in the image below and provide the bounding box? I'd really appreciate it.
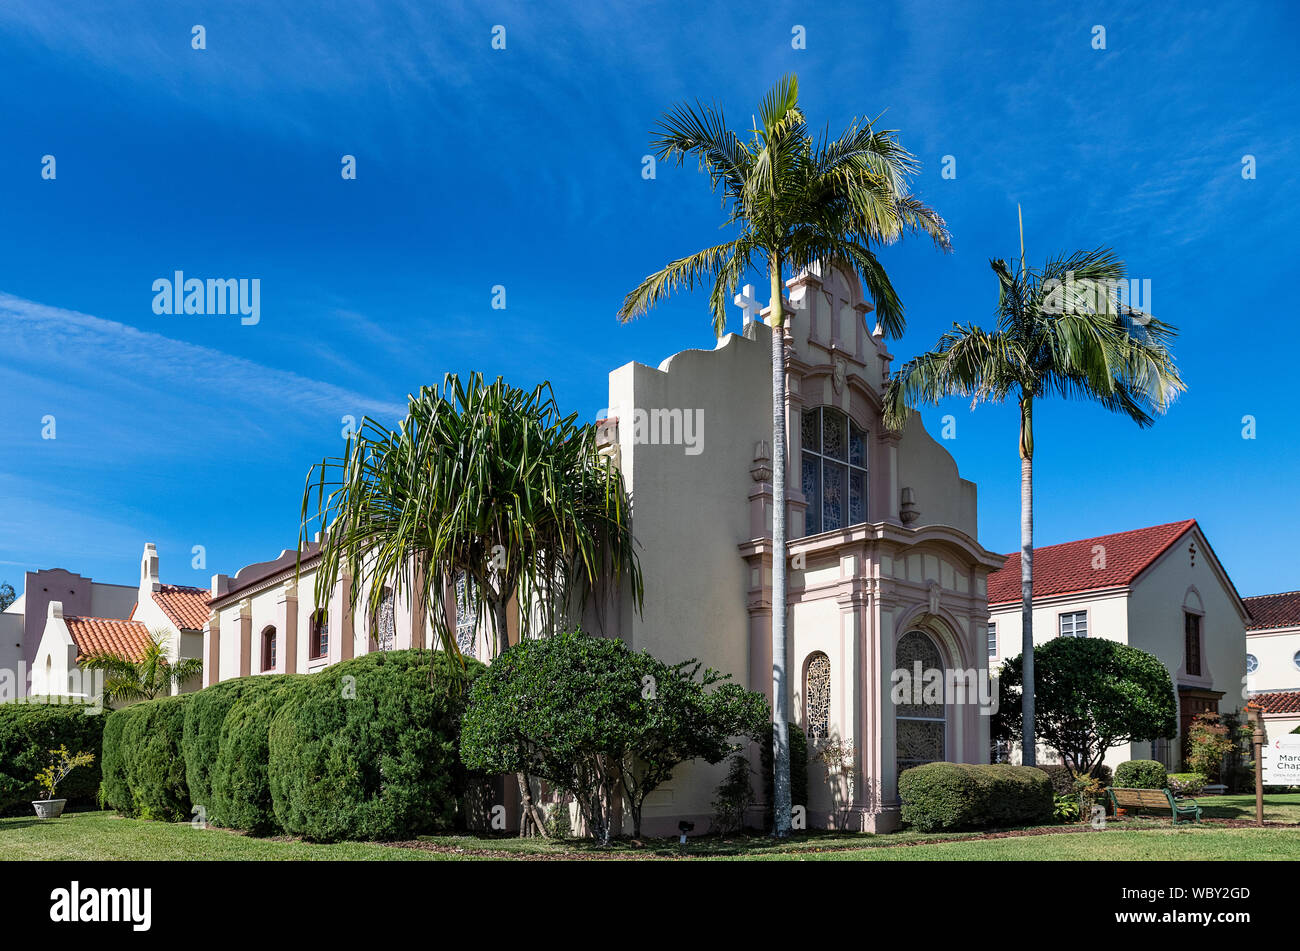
[0,703,105,814]
[210,677,301,834]
[899,762,1054,832]
[183,676,290,813]
[1114,759,1168,790]
[268,650,482,842]
[105,695,193,821]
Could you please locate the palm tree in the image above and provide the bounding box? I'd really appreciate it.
[81,628,203,705]
[618,75,948,834]
[302,372,643,836]
[883,244,1185,766]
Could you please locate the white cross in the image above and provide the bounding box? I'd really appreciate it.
[733,283,762,328]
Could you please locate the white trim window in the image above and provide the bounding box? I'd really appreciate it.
[1246,653,1259,674]
[1059,611,1088,638]
[987,623,997,658]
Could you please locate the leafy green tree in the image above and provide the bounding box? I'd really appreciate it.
[886,243,1184,764]
[994,636,1177,778]
[302,373,644,837]
[619,74,947,834]
[81,629,203,705]
[0,582,15,612]
[460,631,767,843]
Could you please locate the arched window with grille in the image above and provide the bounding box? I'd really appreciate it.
[895,630,947,776]
[804,652,831,743]
[372,587,396,651]
[801,406,867,536]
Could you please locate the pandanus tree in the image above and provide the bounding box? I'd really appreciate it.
[883,246,1185,765]
[81,629,203,705]
[618,74,948,835]
[301,372,643,836]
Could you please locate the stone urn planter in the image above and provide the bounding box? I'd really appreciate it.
[32,798,67,819]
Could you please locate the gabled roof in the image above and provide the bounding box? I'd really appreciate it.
[988,520,1198,605]
[65,616,152,663]
[152,584,210,631]
[1243,591,1300,631]
[1249,690,1300,716]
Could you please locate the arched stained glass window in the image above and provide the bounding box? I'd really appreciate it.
[455,572,478,660]
[801,407,867,535]
[895,630,946,776]
[373,587,396,651]
[804,652,831,743]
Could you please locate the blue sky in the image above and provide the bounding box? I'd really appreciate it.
[1,0,1296,598]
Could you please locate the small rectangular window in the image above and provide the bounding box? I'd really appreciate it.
[1185,612,1202,676]
[1059,611,1088,637]
[987,623,997,658]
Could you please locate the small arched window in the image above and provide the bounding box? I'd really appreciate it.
[801,406,867,535]
[372,587,395,652]
[261,626,277,672]
[804,652,831,743]
[309,609,329,660]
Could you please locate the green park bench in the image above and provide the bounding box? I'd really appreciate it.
[1107,786,1202,825]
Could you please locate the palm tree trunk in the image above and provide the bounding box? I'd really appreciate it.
[1019,395,1035,767]
[769,254,791,837]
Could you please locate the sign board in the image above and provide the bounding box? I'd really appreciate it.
[1262,735,1300,786]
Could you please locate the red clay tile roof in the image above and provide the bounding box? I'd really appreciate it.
[988,519,1197,605]
[1250,691,1300,715]
[65,616,152,662]
[152,584,210,631]
[1243,591,1300,631]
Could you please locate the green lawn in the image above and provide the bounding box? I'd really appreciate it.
[3,795,1298,861]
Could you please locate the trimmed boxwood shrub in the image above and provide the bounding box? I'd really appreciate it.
[118,694,193,821]
[0,703,105,814]
[183,676,290,812]
[268,650,482,842]
[210,676,303,833]
[1114,759,1168,790]
[899,762,1053,832]
[1168,771,1208,795]
[100,703,146,815]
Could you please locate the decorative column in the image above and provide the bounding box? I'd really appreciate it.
[329,573,355,664]
[872,579,902,832]
[836,551,870,832]
[276,580,298,674]
[235,600,252,679]
[203,611,220,688]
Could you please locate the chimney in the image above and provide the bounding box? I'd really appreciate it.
[141,543,161,591]
[48,600,63,620]
[211,574,230,599]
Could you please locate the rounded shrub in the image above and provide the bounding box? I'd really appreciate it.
[899,762,1053,832]
[1114,759,1168,790]
[1168,771,1208,795]
[210,676,303,834]
[1036,763,1112,796]
[0,703,105,814]
[120,694,193,821]
[268,650,482,842]
[100,703,147,815]
[184,676,291,812]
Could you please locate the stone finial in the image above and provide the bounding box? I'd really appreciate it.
[751,441,773,482]
[900,486,920,525]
